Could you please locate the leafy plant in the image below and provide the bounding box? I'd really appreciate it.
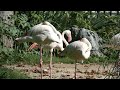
[0,11,120,66]
[0,67,30,79]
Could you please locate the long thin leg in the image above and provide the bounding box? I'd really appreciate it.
[81,60,84,65]
[39,46,43,79]
[49,49,53,79]
[75,60,77,79]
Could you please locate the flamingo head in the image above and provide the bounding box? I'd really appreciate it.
[65,30,72,42]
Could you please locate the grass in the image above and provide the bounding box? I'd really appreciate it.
[0,67,30,79]
[0,47,118,66]
[85,55,117,64]
[0,48,118,79]
[0,49,75,65]
[0,49,117,65]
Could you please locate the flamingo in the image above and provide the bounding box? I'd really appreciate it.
[103,33,120,78]
[28,29,91,79]
[15,21,72,79]
[60,35,92,79]
[104,33,120,58]
[28,30,72,51]
[104,33,120,50]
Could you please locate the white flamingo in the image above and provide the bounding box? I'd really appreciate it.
[103,33,120,77]
[28,30,72,51]
[30,29,91,78]
[60,35,92,79]
[105,33,120,50]
[15,21,72,79]
[104,33,120,58]
[28,29,91,79]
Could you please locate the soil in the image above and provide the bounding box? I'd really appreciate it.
[2,63,114,79]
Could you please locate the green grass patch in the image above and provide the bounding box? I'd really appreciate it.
[0,67,30,79]
[0,48,118,65]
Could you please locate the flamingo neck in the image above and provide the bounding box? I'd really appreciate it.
[86,41,92,51]
[60,47,64,51]
[43,21,58,34]
[43,21,62,41]
[62,31,69,47]
[83,38,92,51]
[82,51,91,59]
[15,36,33,43]
[79,38,92,59]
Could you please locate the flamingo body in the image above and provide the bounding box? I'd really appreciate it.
[15,21,66,79]
[104,33,120,50]
[16,24,61,45]
[60,37,92,79]
[15,21,73,79]
[61,40,91,60]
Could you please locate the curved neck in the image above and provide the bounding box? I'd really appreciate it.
[81,38,92,59]
[43,21,65,51]
[82,38,92,52]
[86,41,92,51]
[43,21,58,34]
[62,31,69,47]
[82,51,90,59]
[44,21,63,41]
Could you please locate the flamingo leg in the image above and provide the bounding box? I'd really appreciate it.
[75,60,77,79]
[49,49,53,79]
[39,46,43,79]
[81,60,84,65]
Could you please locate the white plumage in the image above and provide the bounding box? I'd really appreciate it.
[104,33,120,59]
[104,33,120,50]
[61,39,91,59]
[15,21,67,79]
[60,36,92,79]
[28,30,72,51]
[110,33,120,50]
[16,23,61,45]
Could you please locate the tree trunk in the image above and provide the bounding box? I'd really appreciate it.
[0,11,14,48]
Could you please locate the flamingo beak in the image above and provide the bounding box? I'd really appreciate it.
[68,34,72,42]
[28,43,38,51]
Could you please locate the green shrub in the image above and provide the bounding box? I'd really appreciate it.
[0,11,120,65]
[0,67,30,79]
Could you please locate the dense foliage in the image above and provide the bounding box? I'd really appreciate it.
[0,67,30,79]
[0,11,120,65]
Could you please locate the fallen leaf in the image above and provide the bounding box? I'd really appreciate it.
[84,65,88,67]
[32,68,41,73]
[16,64,24,67]
[23,69,29,72]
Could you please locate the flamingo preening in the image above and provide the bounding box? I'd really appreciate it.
[28,30,72,51]
[29,29,92,79]
[15,21,72,79]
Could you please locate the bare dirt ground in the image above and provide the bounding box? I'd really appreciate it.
[3,63,114,79]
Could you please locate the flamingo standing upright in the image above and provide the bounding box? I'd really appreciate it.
[104,33,120,58]
[28,30,72,52]
[60,35,92,79]
[104,33,120,50]
[103,33,120,78]
[15,21,72,79]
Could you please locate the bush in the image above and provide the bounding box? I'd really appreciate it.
[0,11,120,64]
[0,67,30,79]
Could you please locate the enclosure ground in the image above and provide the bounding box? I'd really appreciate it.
[1,63,114,79]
